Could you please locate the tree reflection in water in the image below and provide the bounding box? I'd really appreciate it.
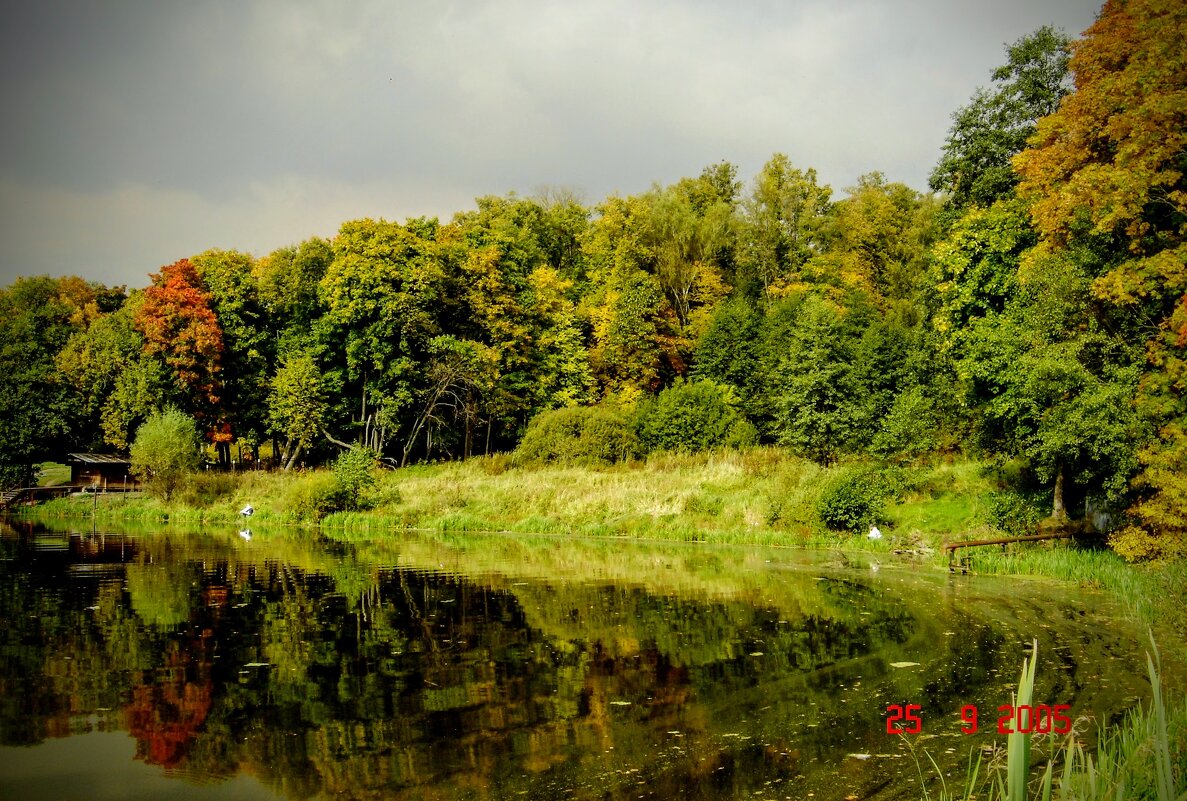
[0,523,1158,801]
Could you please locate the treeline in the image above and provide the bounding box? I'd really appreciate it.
[1,1,1183,559]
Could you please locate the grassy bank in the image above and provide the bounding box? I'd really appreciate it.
[19,449,1184,631]
[26,449,994,544]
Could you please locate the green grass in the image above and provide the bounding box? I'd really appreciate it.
[886,460,996,537]
[35,461,71,487]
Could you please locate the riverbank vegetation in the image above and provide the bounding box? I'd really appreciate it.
[25,450,1020,541]
[27,448,1184,629]
[933,640,1187,801]
[3,0,1185,563]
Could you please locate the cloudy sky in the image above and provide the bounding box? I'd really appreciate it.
[0,0,1101,289]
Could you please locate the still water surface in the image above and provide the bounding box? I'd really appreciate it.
[0,521,1166,800]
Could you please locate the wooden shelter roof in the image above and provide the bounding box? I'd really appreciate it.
[66,453,131,466]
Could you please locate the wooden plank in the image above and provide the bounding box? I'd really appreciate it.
[942,531,1077,553]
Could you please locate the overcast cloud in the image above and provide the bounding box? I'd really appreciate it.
[0,0,1101,289]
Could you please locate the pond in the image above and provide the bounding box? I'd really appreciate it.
[0,520,1172,800]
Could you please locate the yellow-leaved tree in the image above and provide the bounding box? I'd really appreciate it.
[1016,0,1187,559]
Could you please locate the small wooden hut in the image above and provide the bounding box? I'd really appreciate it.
[65,453,136,490]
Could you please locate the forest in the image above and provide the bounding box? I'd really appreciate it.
[1,0,1184,560]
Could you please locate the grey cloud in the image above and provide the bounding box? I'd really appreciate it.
[1,0,1101,287]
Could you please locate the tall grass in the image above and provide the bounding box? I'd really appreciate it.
[28,449,991,545]
[959,547,1183,627]
[938,636,1186,801]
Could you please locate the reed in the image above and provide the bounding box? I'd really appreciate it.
[959,547,1179,626]
[941,635,1186,801]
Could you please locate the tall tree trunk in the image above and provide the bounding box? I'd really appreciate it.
[1052,463,1067,520]
[284,443,302,471]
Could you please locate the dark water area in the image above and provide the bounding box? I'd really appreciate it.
[0,520,1171,800]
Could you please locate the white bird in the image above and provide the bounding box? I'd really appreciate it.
[867,526,883,540]
[240,504,254,517]
[238,529,252,541]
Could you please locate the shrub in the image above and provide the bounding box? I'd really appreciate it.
[130,408,202,501]
[515,406,641,467]
[636,379,758,454]
[987,489,1049,537]
[815,465,906,532]
[331,447,378,511]
[175,471,238,508]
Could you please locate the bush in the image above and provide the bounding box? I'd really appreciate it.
[282,472,346,522]
[637,380,758,454]
[515,406,642,467]
[332,447,378,510]
[816,465,906,532]
[130,408,203,501]
[987,489,1049,537]
[276,449,379,521]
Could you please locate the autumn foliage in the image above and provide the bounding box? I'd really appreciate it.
[135,259,225,411]
[1016,0,1187,559]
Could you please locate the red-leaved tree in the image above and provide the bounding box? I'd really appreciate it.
[135,259,225,420]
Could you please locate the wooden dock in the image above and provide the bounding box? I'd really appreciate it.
[943,530,1079,570]
[0,485,120,510]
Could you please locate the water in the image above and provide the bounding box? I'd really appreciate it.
[0,521,1168,800]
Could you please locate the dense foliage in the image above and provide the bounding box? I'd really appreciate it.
[2,4,1184,559]
[129,408,203,500]
[514,406,641,467]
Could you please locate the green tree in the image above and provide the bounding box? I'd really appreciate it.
[56,292,174,450]
[931,26,1072,211]
[642,185,733,330]
[959,249,1145,517]
[255,238,332,357]
[268,351,327,471]
[452,195,593,451]
[931,197,1035,335]
[636,380,757,454]
[690,297,763,418]
[0,276,108,485]
[773,296,862,465]
[582,194,676,398]
[129,408,203,500]
[1015,0,1187,556]
[870,386,943,460]
[738,154,832,293]
[399,335,499,466]
[319,218,448,456]
[812,173,938,303]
